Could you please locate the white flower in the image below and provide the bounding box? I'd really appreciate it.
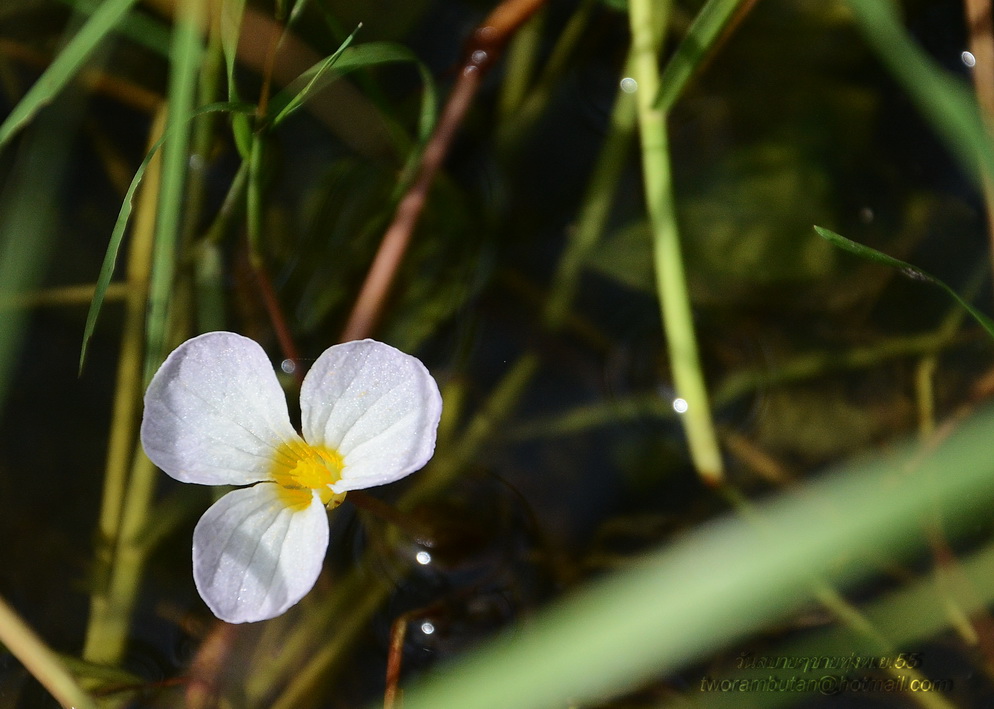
[140,332,442,623]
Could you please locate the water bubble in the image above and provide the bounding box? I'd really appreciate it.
[620,77,638,93]
[420,621,435,635]
[672,398,688,414]
[281,359,296,374]
[415,550,432,565]
[962,51,977,68]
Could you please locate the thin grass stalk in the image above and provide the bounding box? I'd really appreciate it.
[0,282,129,310]
[0,0,140,150]
[82,108,165,665]
[846,0,994,191]
[543,66,636,329]
[0,80,85,416]
[498,7,544,119]
[508,312,978,441]
[144,0,205,381]
[181,15,225,250]
[268,580,393,709]
[243,568,385,703]
[87,454,161,666]
[401,353,540,510]
[0,596,98,709]
[628,0,723,484]
[499,0,596,150]
[654,0,754,112]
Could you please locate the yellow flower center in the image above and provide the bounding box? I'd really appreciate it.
[271,442,346,510]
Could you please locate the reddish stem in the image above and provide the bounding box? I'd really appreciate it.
[340,0,549,341]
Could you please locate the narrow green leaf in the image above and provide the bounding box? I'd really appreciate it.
[246,134,265,264]
[79,102,255,372]
[655,0,748,110]
[220,0,253,157]
[286,0,313,30]
[846,0,994,188]
[220,0,247,93]
[814,225,994,340]
[270,25,361,127]
[268,41,438,146]
[0,94,81,413]
[0,0,140,151]
[143,0,206,382]
[55,0,170,56]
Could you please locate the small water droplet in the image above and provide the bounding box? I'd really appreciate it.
[962,51,977,67]
[420,621,435,635]
[415,550,432,565]
[620,77,638,93]
[281,359,296,374]
[672,398,688,414]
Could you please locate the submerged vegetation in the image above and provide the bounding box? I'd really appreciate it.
[2,0,994,707]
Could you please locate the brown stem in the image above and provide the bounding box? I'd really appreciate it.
[252,260,303,385]
[383,615,408,709]
[340,0,549,342]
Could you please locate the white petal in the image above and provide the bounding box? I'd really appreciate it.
[141,331,302,486]
[300,340,442,492]
[192,484,329,623]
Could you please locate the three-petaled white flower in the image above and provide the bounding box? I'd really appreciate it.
[140,332,442,624]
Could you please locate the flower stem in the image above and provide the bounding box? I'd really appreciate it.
[82,106,164,664]
[628,0,724,484]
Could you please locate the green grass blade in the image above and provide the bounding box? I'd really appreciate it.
[814,225,994,340]
[268,42,437,145]
[286,0,313,29]
[79,102,254,372]
[144,0,206,380]
[0,595,98,709]
[0,98,81,412]
[655,0,750,110]
[220,0,252,157]
[397,405,994,709]
[269,25,361,127]
[630,0,724,483]
[0,0,141,151]
[55,0,170,56]
[846,0,994,187]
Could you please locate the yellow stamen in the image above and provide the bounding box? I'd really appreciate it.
[271,442,347,510]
